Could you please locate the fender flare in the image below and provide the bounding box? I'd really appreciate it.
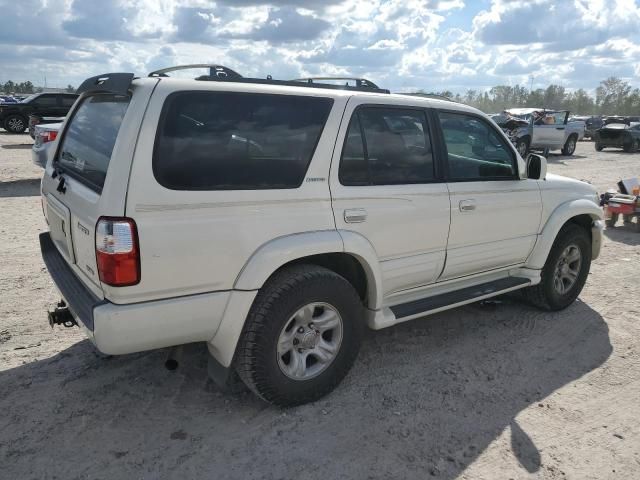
[525,199,603,269]
[232,229,383,310]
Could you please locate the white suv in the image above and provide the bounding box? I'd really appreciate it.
[40,66,603,406]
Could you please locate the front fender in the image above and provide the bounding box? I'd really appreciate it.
[525,199,603,269]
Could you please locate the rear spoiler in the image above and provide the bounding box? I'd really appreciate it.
[76,73,135,96]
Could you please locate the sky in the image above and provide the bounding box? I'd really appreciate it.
[1,0,639,93]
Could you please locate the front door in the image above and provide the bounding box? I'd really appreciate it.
[436,110,542,280]
[330,99,450,297]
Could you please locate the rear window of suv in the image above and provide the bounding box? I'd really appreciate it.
[153,91,333,190]
[56,94,129,192]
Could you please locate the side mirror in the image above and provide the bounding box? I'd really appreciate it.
[526,153,547,180]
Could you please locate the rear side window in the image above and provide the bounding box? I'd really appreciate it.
[61,96,78,108]
[56,94,129,192]
[153,92,333,190]
[339,107,435,186]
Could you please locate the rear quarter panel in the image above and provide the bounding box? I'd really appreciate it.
[119,81,348,304]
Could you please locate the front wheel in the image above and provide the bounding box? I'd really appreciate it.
[3,115,27,133]
[235,264,364,406]
[522,224,591,311]
[562,135,577,155]
[595,142,604,152]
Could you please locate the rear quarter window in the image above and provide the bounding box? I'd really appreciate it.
[55,94,129,192]
[153,91,333,190]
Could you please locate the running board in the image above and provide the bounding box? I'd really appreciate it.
[390,276,530,320]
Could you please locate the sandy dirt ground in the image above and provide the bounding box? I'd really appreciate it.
[1,132,639,480]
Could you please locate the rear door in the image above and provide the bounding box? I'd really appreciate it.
[41,82,156,297]
[329,97,450,297]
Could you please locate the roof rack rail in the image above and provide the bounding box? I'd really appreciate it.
[148,64,242,80]
[399,92,456,102]
[292,77,384,90]
[146,64,390,94]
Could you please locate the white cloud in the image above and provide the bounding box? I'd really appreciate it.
[0,0,638,94]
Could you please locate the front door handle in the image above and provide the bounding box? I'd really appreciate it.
[344,208,367,223]
[459,200,476,212]
[555,127,565,130]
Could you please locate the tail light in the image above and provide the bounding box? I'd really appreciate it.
[95,217,140,286]
[40,130,58,143]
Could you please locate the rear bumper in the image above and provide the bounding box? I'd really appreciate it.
[40,232,233,355]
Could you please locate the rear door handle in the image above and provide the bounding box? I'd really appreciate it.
[344,208,367,223]
[459,200,476,212]
[556,127,565,130]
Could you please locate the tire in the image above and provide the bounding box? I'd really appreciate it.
[522,224,591,311]
[623,141,633,153]
[542,147,550,157]
[235,264,364,406]
[605,213,618,228]
[595,142,604,152]
[561,134,577,155]
[3,114,27,133]
[635,218,640,233]
[623,214,633,223]
[633,139,640,153]
[515,138,529,158]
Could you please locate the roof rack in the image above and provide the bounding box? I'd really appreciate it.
[147,64,389,94]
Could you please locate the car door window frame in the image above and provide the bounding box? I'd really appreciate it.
[432,108,520,183]
[338,104,444,186]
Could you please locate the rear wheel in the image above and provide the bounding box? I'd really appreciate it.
[562,135,577,155]
[3,115,27,133]
[235,264,364,406]
[595,142,604,152]
[522,224,591,311]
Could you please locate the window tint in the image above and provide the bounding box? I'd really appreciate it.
[339,107,434,186]
[153,92,333,190]
[32,95,57,107]
[438,111,516,180]
[56,94,129,192]
[61,96,78,108]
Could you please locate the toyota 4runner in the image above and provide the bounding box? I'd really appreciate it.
[40,66,603,406]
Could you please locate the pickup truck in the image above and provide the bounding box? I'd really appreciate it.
[503,109,585,157]
[0,93,78,133]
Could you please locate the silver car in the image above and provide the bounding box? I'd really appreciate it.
[31,122,62,168]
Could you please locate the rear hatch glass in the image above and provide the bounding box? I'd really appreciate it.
[56,94,130,192]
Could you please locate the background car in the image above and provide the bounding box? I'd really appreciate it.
[0,92,77,133]
[594,123,640,152]
[31,122,62,168]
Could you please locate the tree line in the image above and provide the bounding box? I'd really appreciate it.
[1,81,76,94]
[428,77,640,116]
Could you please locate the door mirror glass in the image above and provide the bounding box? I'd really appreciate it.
[526,153,547,180]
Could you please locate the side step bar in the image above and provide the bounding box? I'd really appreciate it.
[390,276,530,319]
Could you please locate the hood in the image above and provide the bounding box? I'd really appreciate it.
[544,173,597,195]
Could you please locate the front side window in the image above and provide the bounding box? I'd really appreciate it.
[339,107,434,186]
[153,92,333,190]
[32,95,57,107]
[438,111,516,181]
[56,94,130,192]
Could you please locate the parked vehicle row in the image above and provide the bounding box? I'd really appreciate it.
[39,65,602,406]
[0,92,77,133]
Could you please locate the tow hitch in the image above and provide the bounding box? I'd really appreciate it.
[48,301,78,328]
